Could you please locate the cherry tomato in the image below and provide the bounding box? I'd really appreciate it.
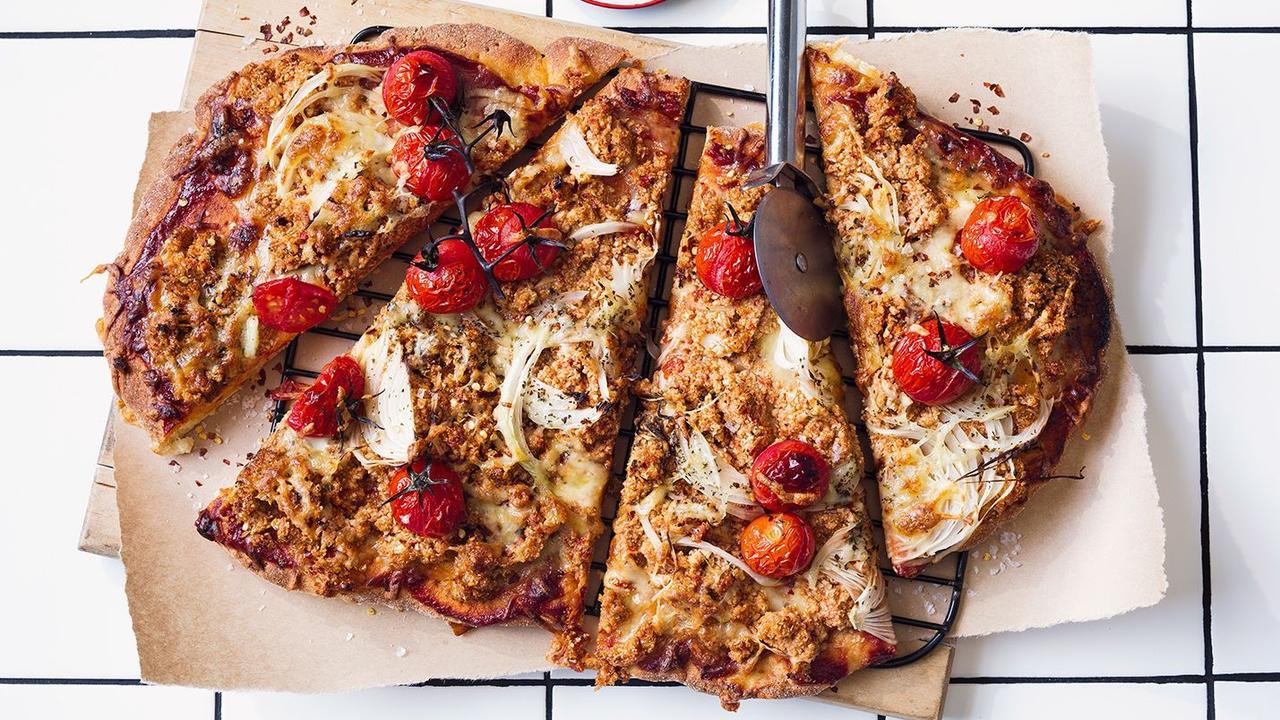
[382,50,458,127]
[750,439,831,512]
[388,457,466,538]
[473,202,561,282]
[695,221,762,299]
[391,127,470,201]
[286,354,365,438]
[960,195,1040,274]
[406,239,488,314]
[252,276,338,333]
[891,317,982,406]
[740,512,816,579]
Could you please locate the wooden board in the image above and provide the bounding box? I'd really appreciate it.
[80,3,954,717]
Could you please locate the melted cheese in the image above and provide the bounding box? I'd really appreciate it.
[546,436,609,510]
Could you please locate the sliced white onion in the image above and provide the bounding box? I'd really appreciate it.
[672,426,725,520]
[524,377,602,430]
[558,120,618,177]
[569,221,640,242]
[265,63,385,168]
[356,331,416,466]
[635,486,668,559]
[676,538,781,587]
[806,523,896,645]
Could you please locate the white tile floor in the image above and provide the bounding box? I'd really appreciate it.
[5,1,1279,719]
[1193,32,1280,347]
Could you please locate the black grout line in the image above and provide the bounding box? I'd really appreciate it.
[546,0,553,19]
[213,691,222,720]
[0,29,195,39]
[1216,672,1280,683]
[544,671,553,720]
[0,349,103,357]
[1185,4,1216,718]
[866,0,875,39]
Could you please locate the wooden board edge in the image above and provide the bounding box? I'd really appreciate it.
[80,407,121,558]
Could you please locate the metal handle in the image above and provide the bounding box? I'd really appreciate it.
[765,0,806,166]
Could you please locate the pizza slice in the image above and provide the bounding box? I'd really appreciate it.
[195,69,690,666]
[807,45,1111,577]
[594,126,896,707]
[100,24,625,453]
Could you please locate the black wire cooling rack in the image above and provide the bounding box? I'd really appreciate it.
[267,26,1040,671]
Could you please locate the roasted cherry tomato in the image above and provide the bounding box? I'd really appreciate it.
[473,202,561,282]
[286,354,365,438]
[252,276,338,333]
[750,439,831,512]
[391,127,470,201]
[740,512,816,579]
[891,317,982,406]
[406,238,488,314]
[695,220,762,299]
[960,195,1040,274]
[382,50,458,127]
[387,457,466,538]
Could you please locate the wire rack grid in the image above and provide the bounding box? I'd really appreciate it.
[266,28,1040,671]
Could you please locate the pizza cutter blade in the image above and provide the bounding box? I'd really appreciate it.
[748,0,843,341]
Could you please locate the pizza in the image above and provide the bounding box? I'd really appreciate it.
[807,44,1111,577]
[594,126,896,707]
[195,69,690,666]
[98,24,625,454]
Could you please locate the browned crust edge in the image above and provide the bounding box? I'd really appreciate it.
[612,629,894,708]
[100,24,626,454]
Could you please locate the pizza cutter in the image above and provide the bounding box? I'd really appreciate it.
[747,0,843,341]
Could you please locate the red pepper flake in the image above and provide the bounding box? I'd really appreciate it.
[969,98,982,113]
[998,127,1010,136]
[222,459,232,466]
[297,26,313,37]
[239,15,250,20]
[983,82,1005,98]
[282,32,295,44]
[262,44,280,54]
[1019,132,1033,142]
[987,105,1000,115]
[259,23,273,41]
[299,6,310,16]
[948,92,960,103]
[199,447,209,458]
[275,17,291,34]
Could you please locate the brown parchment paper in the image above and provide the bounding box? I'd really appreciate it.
[110,0,1163,704]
